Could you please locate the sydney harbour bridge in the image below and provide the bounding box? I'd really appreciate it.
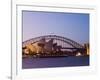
[22,35,89,57]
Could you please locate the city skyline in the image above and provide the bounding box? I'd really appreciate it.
[22,11,89,44]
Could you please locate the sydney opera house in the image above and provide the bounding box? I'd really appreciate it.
[22,38,63,55]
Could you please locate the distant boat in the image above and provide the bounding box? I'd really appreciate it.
[76,52,82,56]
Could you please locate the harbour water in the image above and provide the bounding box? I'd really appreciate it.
[22,56,89,69]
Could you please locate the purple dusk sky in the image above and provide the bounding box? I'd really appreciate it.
[22,11,89,44]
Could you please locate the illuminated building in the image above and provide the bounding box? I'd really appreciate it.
[23,38,55,54]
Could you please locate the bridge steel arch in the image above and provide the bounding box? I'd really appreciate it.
[22,35,84,48]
